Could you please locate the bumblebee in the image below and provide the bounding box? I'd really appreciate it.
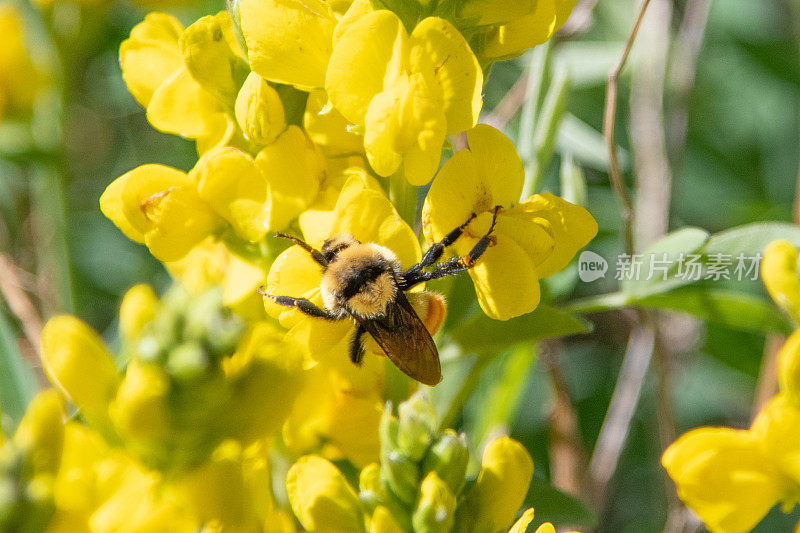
[260,207,501,386]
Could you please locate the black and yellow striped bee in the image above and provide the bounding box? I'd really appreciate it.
[260,207,501,386]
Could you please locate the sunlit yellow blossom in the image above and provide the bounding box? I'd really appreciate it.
[119,12,245,149]
[423,125,597,320]
[40,316,119,431]
[287,455,366,533]
[0,5,41,119]
[762,239,800,324]
[663,393,800,533]
[304,90,365,157]
[327,9,482,185]
[100,163,224,262]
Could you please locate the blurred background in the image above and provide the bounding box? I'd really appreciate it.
[1,0,799,530]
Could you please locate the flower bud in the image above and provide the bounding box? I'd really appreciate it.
[422,429,469,496]
[412,472,457,533]
[235,71,286,146]
[13,391,64,475]
[40,316,119,428]
[380,450,419,506]
[166,341,210,381]
[397,394,438,462]
[370,505,405,533]
[379,404,400,453]
[119,284,159,340]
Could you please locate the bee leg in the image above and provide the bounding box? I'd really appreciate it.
[401,206,502,289]
[405,212,479,277]
[349,324,367,365]
[275,233,328,267]
[258,289,338,320]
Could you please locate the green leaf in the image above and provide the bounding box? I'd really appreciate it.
[702,222,800,257]
[470,346,538,446]
[450,304,590,353]
[621,227,710,297]
[556,113,629,172]
[525,476,598,528]
[635,287,792,334]
[0,309,37,430]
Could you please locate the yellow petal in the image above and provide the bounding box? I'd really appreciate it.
[142,185,223,262]
[235,71,287,146]
[240,0,336,90]
[555,0,579,27]
[180,11,247,102]
[256,126,325,231]
[466,125,525,205]
[762,239,800,324]
[223,254,267,309]
[470,436,534,531]
[304,90,364,157]
[362,77,410,178]
[508,508,535,533]
[332,0,373,45]
[119,13,184,108]
[326,10,406,125]
[483,0,557,60]
[196,112,238,155]
[286,455,366,533]
[265,245,324,324]
[40,316,119,426]
[662,427,785,533]
[752,394,800,486]
[514,193,597,278]
[409,17,482,134]
[195,147,270,242]
[370,506,403,533]
[99,173,147,244]
[468,234,542,320]
[109,360,169,443]
[119,283,159,340]
[147,67,222,138]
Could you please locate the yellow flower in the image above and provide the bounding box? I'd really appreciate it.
[762,239,800,324]
[304,90,365,157]
[100,163,224,262]
[119,12,246,150]
[454,436,535,533]
[472,0,578,61]
[663,394,800,532]
[235,71,287,146]
[286,455,366,533]
[326,9,483,185]
[119,284,160,340]
[40,316,119,432]
[47,422,196,533]
[0,5,41,120]
[422,125,597,320]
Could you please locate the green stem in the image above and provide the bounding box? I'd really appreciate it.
[439,355,492,430]
[389,166,418,228]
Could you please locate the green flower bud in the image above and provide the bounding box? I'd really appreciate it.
[412,472,457,533]
[166,341,210,381]
[397,393,438,462]
[381,450,419,506]
[422,430,469,496]
[379,403,400,453]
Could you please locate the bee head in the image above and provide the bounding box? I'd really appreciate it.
[321,234,359,264]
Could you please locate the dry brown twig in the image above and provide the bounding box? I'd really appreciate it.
[0,255,45,358]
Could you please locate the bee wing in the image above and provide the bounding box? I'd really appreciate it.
[357,290,442,386]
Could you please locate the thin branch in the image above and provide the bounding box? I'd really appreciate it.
[587,323,654,508]
[483,75,528,131]
[603,0,653,255]
[0,255,44,356]
[558,0,602,38]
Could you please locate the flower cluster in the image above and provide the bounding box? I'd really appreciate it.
[662,240,800,532]
[285,392,570,533]
[2,0,601,531]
